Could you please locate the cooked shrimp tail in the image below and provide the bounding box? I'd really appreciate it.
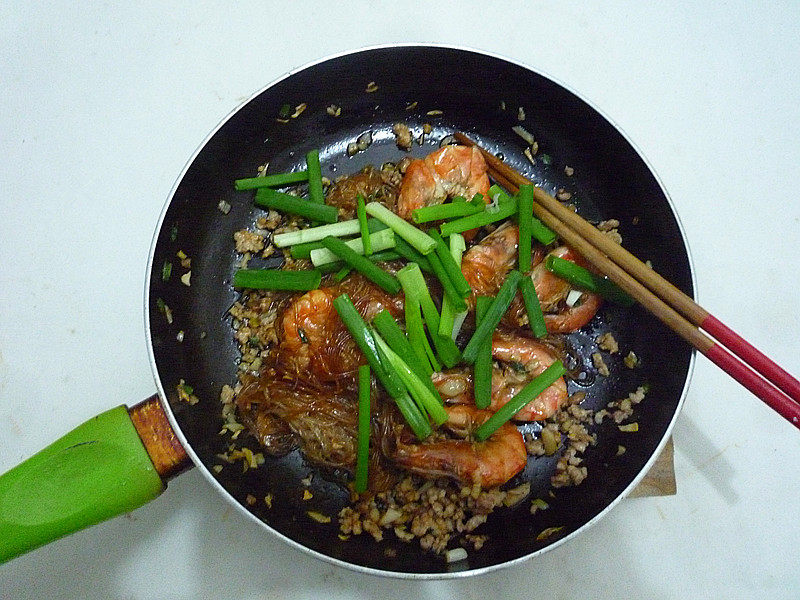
[384,405,527,487]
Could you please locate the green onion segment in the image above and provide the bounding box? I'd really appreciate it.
[519,276,547,337]
[473,296,493,409]
[232,269,321,291]
[354,364,371,493]
[319,236,400,294]
[255,188,338,224]
[305,149,324,205]
[474,361,566,441]
[309,228,395,266]
[462,270,523,363]
[356,194,372,256]
[234,170,309,191]
[546,255,634,305]
[365,202,436,255]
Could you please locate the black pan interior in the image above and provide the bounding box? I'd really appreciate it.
[148,46,693,575]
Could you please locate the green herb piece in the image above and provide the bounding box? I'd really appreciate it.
[438,233,468,339]
[392,235,433,272]
[365,202,436,255]
[332,265,351,282]
[234,171,309,191]
[232,269,321,291]
[426,246,468,313]
[545,255,634,305]
[305,149,324,205]
[519,276,547,338]
[462,270,523,363]
[354,364,371,493]
[474,361,565,441]
[517,184,534,272]
[396,263,461,368]
[316,250,401,274]
[373,310,436,391]
[309,228,395,266]
[373,333,448,426]
[356,195,372,256]
[254,188,338,224]
[405,294,440,373]
[440,198,518,237]
[275,219,362,248]
[430,230,471,298]
[473,296,493,409]
[412,200,484,224]
[319,236,400,294]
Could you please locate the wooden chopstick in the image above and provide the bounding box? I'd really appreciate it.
[455,132,800,429]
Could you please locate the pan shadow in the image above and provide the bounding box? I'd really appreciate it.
[671,414,739,505]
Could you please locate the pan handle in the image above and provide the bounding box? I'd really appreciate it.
[0,396,191,563]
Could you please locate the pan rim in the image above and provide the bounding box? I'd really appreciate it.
[144,42,697,580]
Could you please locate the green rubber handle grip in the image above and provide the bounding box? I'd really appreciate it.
[0,405,165,563]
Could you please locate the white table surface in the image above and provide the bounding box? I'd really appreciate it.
[2,2,800,598]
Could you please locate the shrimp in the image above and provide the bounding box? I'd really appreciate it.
[280,288,348,382]
[432,331,568,421]
[460,225,601,333]
[532,246,603,333]
[490,331,569,420]
[460,222,543,296]
[385,405,527,487]
[280,274,402,383]
[397,145,490,219]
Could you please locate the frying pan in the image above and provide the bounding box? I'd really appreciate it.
[0,45,695,577]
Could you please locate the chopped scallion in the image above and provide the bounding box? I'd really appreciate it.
[473,296,493,409]
[488,184,512,205]
[305,149,324,205]
[519,276,547,337]
[430,230,472,298]
[356,194,372,256]
[438,233,467,338]
[412,200,484,223]
[316,250,401,274]
[405,294,440,373]
[426,246,468,313]
[274,219,362,248]
[373,310,436,389]
[354,364,371,493]
[332,265,351,282]
[474,361,566,441]
[255,188,338,224]
[365,202,436,255]
[462,270,523,363]
[234,171,309,191]
[332,294,403,399]
[232,269,321,291]
[440,198,518,237]
[392,235,433,272]
[545,255,634,305]
[319,236,400,294]
[309,228,395,266]
[396,263,461,368]
[517,184,534,272]
[373,332,448,426]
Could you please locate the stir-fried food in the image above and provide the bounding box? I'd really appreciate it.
[223,140,640,557]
